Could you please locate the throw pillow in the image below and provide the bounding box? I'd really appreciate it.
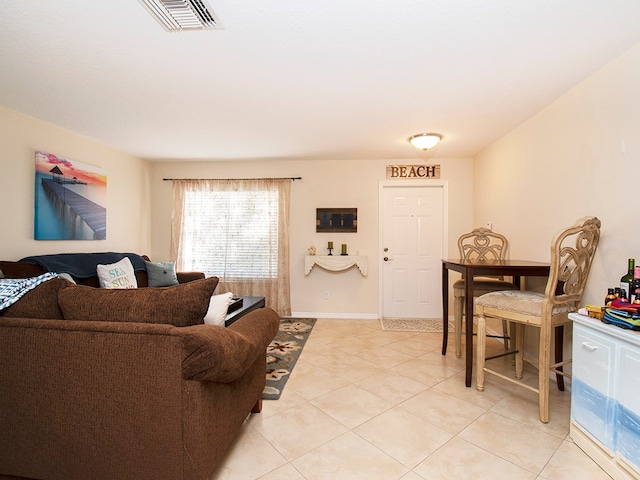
[96,257,137,289]
[145,260,179,287]
[1,277,73,319]
[58,276,219,327]
[203,292,234,326]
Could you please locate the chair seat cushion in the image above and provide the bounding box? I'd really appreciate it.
[475,290,576,316]
[453,279,518,292]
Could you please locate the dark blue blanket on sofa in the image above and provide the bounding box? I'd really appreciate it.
[20,252,147,279]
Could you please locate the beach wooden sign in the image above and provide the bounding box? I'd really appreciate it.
[386,164,440,179]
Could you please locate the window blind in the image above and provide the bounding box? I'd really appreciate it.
[179,189,279,279]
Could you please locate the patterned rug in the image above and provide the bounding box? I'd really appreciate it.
[380,317,455,332]
[264,317,316,400]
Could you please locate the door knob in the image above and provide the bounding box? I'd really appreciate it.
[383,247,389,252]
[384,256,390,261]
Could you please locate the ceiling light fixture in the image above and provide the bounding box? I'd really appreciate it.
[409,133,442,150]
[138,0,223,31]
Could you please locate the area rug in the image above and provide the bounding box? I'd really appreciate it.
[380,317,455,332]
[264,317,316,400]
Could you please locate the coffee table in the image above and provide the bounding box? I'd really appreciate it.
[224,296,266,327]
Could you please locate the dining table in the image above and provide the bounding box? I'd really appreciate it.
[441,258,551,387]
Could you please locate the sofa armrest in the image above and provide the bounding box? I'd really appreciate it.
[177,271,205,283]
[179,307,279,383]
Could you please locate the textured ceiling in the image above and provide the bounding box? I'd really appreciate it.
[1,1,640,161]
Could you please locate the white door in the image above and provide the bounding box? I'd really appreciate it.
[380,182,446,319]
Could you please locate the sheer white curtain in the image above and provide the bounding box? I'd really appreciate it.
[170,178,291,316]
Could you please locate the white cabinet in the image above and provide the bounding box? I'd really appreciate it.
[617,345,640,470]
[570,313,640,480]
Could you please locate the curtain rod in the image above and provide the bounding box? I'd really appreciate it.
[162,177,301,181]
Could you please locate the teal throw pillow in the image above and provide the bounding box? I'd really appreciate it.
[145,261,179,287]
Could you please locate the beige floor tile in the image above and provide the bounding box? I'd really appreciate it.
[323,355,381,383]
[419,346,467,368]
[354,407,452,468]
[310,383,393,429]
[292,431,409,480]
[399,388,486,435]
[518,372,574,407]
[413,436,536,479]
[251,403,348,460]
[490,391,570,438]
[356,344,417,368]
[538,439,613,480]
[293,347,330,368]
[384,336,442,357]
[304,330,342,345]
[357,328,418,346]
[209,318,609,479]
[260,389,307,418]
[282,362,350,400]
[313,319,378,338]
[356,370,428,405]
[419,331,449,348]
[390,358,459,387]
[257,463,306,480]
[459,411,563,473]
[399,472,427,480]
[433,370,511,410]
[209,424,287,480]
[327,335,378,353]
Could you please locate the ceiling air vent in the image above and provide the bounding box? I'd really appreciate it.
[138,0,223,31]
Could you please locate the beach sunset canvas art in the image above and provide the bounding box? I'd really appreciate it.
[34,151,107,240]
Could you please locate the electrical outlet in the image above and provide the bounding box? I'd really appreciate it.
[324,291,330,300]
[485,222,492,230]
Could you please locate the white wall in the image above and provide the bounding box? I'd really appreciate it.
[475,41,640,305]
[0,106,151,260]
[149,158,474,317]
[474,41,640,367]
[0,102,473,318]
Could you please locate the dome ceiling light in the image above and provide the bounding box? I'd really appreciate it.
[408,133,442,150]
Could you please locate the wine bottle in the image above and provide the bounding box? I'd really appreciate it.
[631,266,640,303]
[620,258,635,301]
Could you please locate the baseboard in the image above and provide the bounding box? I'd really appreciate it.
[291,311,379,320]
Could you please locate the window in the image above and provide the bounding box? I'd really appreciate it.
[179,189,279,279]
[170,178,291,315]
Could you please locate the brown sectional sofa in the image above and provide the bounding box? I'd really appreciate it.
[0,254,279,480]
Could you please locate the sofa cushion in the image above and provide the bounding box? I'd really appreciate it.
[96,257,138,289]
[145,261,179,287]
[0,277,73,319]
[58,277,219,326]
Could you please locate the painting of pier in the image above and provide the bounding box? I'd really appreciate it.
[34,151,107,240]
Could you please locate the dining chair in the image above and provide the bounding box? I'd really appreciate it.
[453,227,519,358]
[475,216,601,423]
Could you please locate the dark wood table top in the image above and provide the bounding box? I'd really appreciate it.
[442,258,550,273]
[225,296,266,327]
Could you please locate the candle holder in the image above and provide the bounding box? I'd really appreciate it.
[327,248,333,256]
[341,244,348,256]
[327,241,334,255]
